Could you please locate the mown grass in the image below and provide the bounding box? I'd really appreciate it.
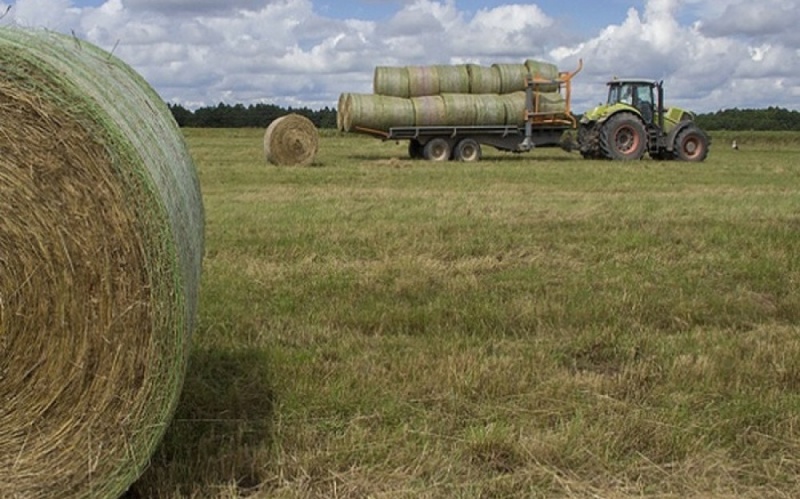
[129,129,800,498]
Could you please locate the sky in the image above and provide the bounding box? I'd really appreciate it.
[1,0,798,113]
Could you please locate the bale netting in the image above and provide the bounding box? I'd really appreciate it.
[412,95,447,126]
[264,114,319,166]
[373,66,410,98]
[407,65,440,97]
[435,64,470,94]
[440,93,507,126]
[0,27,204,499]
[466,63,501,94]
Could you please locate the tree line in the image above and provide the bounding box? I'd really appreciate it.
[168,102,337,129]
[168,102,800,131]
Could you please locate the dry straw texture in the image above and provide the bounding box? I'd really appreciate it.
[263,113,320,166]
[0,27,204,498]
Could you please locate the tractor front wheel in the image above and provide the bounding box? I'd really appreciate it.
[673,126,709,162]
[599,112,646,161]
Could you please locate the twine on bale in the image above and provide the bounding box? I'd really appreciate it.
[263,113,320,166]
[0,27,204,499]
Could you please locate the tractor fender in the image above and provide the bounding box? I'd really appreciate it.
[594,106,642,126]
[664,120,696,152]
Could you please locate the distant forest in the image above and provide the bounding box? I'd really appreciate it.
[167,102,800,131]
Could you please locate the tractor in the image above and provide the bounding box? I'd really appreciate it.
[578,78,709,161]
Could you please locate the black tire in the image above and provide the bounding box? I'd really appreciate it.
[599,112,646,160]
[673,126,709,162]
[578,123,602,159]
[454,138,481,162]
[423,138,452,161]
[408,140,424,159]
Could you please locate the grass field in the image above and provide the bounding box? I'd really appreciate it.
[129,129,800,498]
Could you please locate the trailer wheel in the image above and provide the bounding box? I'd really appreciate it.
[423,138,452,161]
[454,139,481,162]
[408,140,424,159]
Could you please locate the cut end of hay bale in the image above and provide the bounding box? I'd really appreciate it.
[264,113,320,166]
[0,27,204,498]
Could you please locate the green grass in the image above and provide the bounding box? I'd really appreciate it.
[129,129,800,498]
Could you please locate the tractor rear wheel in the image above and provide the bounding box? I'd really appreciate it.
[423,138,452,161]
[673,126,709,162]
[599,112,646,160]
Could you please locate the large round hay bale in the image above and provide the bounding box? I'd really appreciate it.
[472,94,508,125]
[407,65,440,97]
[441,93,478,126]
[441,93,507,126]
[466,64,502,94]
[0,27,204,498]
[373,66,410,98]
[336,92,349,131]
[500,91,528,126]
[436,64,470,94]
[525,59,560,92]
[537,91,568,114]
[264,114,320,166]
[492,63,531,94]
[341,93,415,131]
[412,95,447,126]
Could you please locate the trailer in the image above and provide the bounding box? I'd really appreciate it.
[346,60,583,162]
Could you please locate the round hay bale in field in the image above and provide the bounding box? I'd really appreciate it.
[0,27,204,498]
[525,59,560,92]
[341,93,415,132]
[373,66,410,98]
[435,64,470,94]
[466,64,502,94]
[412,95,447,126]
[264,114,320,166]
[407,65,440,97]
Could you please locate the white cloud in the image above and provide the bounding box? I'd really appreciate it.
[1,0,797,112]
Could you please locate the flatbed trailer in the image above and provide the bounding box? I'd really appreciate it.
[356,123,573,161]
[351,60,583,162]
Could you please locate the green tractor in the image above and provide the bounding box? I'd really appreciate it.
[578,79,709,161]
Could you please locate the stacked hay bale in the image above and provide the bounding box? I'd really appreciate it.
[338,59,565,132]
[0,27,204,498]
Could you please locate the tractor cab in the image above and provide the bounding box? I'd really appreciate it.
[606,79,658,125]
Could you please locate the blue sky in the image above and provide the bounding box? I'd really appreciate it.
[4,0,799,112]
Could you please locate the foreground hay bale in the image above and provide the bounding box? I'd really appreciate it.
[263,114,320,166]
[0,27,204,498]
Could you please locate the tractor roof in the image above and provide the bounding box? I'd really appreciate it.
[607,78,658,86]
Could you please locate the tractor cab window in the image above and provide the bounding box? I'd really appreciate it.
[607,83,635,105]
[633,84,655,123]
